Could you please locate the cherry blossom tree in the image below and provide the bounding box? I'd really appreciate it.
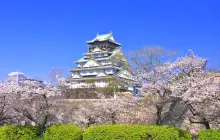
[0,82,17,125]
[130,46,177,125]
[72,97,155,128]
[169,50,220,129]
[94,99,132,125]
[74,102,103,128]
[133,47,220,128]
[1,80,61,135]
[139,49,220,128]
[97,98,155,125]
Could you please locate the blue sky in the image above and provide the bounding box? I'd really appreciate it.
[0,0,219,80]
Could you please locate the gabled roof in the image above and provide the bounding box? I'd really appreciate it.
[66,76,114,82]
[83,51,113,56]
[86,32,121,46]
[83,58,101,68]
[71,72,82,79]
[76,57,109,63]
[92,47,102,52]
[70,65,122,72]
[76,48,122,63]
[114,69,136,81]
[97,70,107,77]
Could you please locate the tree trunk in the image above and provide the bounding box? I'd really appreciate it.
[111,112,116,124]
[156,105,163,125]
[162,99,178,125]
[87,118,92,128]
[203,118,210,129]
[39,125,46,136]
[204,122,210,129]
[39,113,48,136]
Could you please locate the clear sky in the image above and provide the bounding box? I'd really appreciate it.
[0,0,219,80]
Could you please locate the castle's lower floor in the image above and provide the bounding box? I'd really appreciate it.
[69,80,108,88]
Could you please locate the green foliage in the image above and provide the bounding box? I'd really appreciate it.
[83,124,192,140]
[36,136,44,140]
[0,124,192,140]
[44,124,83,140]
[0,125,39,140]
[197,129,220,140]
[172,127,192,140]
[109,51,131,70]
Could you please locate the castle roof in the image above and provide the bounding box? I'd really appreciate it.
[76,48,122,63]
[86,32,121,46]
[67,69,137,84]
[70,65,122,72]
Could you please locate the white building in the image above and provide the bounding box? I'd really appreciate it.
[66,32,137,90]
[7,72,43,85]
[7,72,27,83]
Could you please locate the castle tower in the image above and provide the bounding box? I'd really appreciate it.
[67,32,136,90]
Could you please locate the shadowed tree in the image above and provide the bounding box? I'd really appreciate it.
[129,46,177,125]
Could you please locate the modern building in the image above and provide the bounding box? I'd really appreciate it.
[7,72,43,85]
[7,72,27,83]
[66,32,137,90]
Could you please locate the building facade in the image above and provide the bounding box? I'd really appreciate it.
[66,32,137,90]
[8,72,27,84]
[7,72,43,86]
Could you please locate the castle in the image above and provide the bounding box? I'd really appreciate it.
[66,32,137,92]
